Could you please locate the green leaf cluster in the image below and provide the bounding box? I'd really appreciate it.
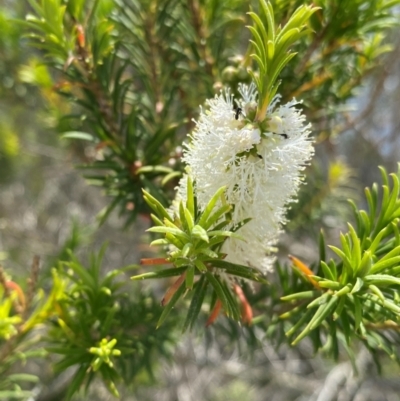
[24,0,73,61]
[20,0,248,226]
[280,165,400,366]
[47,245,177,400]
[0,269,64,400]
[247,0,319,118]
[0,373,39,401]
[275,0,400,132]
[134,177,267,330]
[0,290,21,340]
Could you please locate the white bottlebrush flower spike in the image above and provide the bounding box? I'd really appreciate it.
[177,83,314,272]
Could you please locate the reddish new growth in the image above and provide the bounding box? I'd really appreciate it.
[206,284,253,327]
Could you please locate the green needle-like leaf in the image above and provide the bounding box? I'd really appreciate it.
[292,296,338,345]
[281,290,318,302]
[185,266,195,289]
[351,277,364,294]
[142,190,173,223]
[182,276,208,332]
[205,272,232,318]
[197,186,226,227]
[157,281,186,329]
[320,261,335,281]
[364,274,400,287]
[186,176,195,217]
[191,225,209,243]
[131,267,187,280]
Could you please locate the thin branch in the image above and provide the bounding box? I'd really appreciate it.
[187,0,215,78]
[334,41,400,136]
[24,255,40,319]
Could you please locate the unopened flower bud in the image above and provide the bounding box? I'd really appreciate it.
[229,55,244,66]
[268,115,284,134]
[221,66,238,83]
[244,101,258,120]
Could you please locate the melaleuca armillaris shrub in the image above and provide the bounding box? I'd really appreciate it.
[4,0,399,399]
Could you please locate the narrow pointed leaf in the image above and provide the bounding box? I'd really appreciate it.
[320,261,335,281]
[186,176,195,217]
[364,274,400,286]
[185,266,195,289]
[191,225,209,243]
[157,281,186,328]
[131,267,187,280]
[281,290,318,302]
[142,190,173,223]
[198,186,226,227]
[182,275,208,332]
[205,272,231,318]
[351,277,364,294]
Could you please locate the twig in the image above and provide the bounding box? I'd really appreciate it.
[0,265,11,299]
[24,255,40,319]
[187,0,215,78]
[335,40,400,136]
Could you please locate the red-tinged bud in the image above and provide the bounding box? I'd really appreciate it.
[126,202,135,211]
[206,298,222,327]
[130,160,143,177]
[161,272,186,306]
[233,284,253,325]
[139,213,151,221]
[95,140,113,152]
[5,281,26,311]
[140,258,170,266]
[289,255,320,289]
[76,24,85,48]
[52,81,71,91]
